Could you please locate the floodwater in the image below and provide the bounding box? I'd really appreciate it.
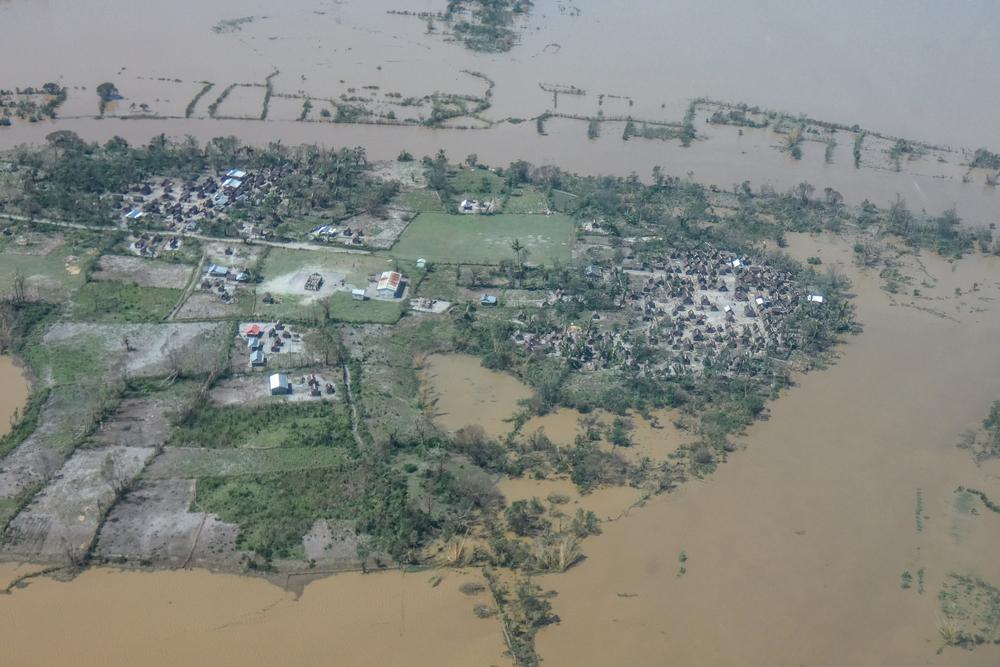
[0,357,29,438]
[3,1,1000,664]
[535,235,1000,665]
[421,353,531,439]
[1,0,1000,220]
[0,565,506,667]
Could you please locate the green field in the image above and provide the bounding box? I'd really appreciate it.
[71,283,182,323]
[503,187,550,214]
[0,235,100,299]
[391,212,575,265]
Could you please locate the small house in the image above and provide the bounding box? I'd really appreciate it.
[247,337,264,351]
[235,271,250,283]
[245,324,262,337]
[249,350,266,367]
[480,294,498,306]
[269,373,292,396]
[807,294,825,304]
[376,271,403,298]
[226,169,247,179]
[221,178,243,189]
[416,258,427,269]
[730,258,743,268]
[125,208,145,221]
[206,264,228,278]
[351,288,366,301]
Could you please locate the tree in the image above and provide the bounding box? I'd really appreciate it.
[510,238,528,273]
[11,270,25,305]
[96,82,119,101]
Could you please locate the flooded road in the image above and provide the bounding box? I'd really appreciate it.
[535,236,1000,665]
[0,357,29,438]
[1,0,999,220]
[0,565,506,667]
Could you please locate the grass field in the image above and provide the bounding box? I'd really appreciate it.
[503,187,550,214]
[71,283,183,323]
[255,290,403,324]
[0,234,100,299]
[391,212,575,265]
[449,167,505,197]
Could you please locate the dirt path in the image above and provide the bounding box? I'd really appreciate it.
[167,253,207,321]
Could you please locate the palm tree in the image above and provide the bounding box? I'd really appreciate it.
[510,238,527,273]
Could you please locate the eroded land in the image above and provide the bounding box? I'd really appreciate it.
[1,2,1000,665]
[0,129,997,665]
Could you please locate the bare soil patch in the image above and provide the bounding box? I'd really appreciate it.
[2,446,155,562]
[174,289,253,320]
[91,254,194,289]
[43,322,231,378]
[210,370,341,406]
[94,477,240,567]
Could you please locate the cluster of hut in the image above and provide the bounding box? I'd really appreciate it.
[200,255,251,304]
[128,232,181,258]
[115,168,276,234]
[304,374,336,397]
[246,322,300,367]
[514,244,823,377]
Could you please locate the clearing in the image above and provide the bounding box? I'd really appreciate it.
[90,254,195,289]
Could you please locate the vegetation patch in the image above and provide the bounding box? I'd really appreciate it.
[938,573,1000,650]
[71,283,181,323]
[169,402,352,449]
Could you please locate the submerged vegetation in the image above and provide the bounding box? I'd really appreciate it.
[445,0,534,52]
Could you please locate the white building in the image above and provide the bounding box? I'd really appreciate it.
[376,271,403,298]
[269,373,292,396]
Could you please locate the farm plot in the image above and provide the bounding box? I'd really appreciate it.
[90,254,195,289]
[390,212,575,265]
[1,445,156,562]
[93,477,240,567]
[71,283,184,323]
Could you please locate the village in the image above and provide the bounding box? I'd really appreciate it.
[519,243,825,377]
[0,139,861,667]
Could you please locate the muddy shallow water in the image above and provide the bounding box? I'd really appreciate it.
[0,565,505,667]
[0,357,29,439]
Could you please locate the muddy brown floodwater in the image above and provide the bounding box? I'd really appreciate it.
[535,235,1000,665]
[421,353,531,439]
[1,0,999,221]
[0,565,506,667]
[0,357,29,439]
